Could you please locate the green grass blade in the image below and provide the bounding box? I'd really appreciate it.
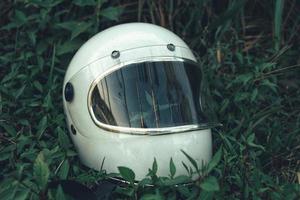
[274,0,285,51]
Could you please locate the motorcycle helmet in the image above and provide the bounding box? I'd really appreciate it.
[63,23,219,181]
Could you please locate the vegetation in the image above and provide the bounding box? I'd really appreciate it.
[0,0,299,199]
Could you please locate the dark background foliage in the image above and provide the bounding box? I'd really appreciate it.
[0,0,299,199]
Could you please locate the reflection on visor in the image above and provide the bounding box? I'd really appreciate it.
[91,60,218,130]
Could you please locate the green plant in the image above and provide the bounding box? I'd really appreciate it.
[0,0,299,199]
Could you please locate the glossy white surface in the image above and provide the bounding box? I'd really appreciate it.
[71,127,212,180]
[64,23,193,82]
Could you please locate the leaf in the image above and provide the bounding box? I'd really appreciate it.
[100,7,123,21]
[27,31,36,46]
[138,178,152,187]
[33,152,50,190]
[58,160,70,179]
[33,81,43,92]
[169,158,176,178]
[140,193,164,200]
[198,190,214,200]
[162,175,190,186]
[14,188,30,200]
[251,88,258,102]
[207,148,222,173]
[181,161,190,175]
[14,10,28,26]
[0,146,15,161]
[15,85,26,100]
[28,0,64,8]
[73,0,98,6]
[247,133,266,151]
[55,185,66,200]
[152,158,158,174]
[234,92,249,102]
[261,79,278,93]
[56,39,82,55]
[57,127,70,150]
[181,150,199,172]
[57,21,92,40]
[140,189,164,200]
[200,176,220,192]
[118,166,135,183]
[37,116,47,139]
[0,122,17,136]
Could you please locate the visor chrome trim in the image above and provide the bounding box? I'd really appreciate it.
[87,57,221,135]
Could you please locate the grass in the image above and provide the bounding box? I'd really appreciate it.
[0,0,299,199]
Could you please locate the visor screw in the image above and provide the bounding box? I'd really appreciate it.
[71,125,76,135]
[111,50,120,59]
[64,82,74,102]
[167,43,175,51]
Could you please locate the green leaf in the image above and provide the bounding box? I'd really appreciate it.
[251,88,258,102]
[27,31,36,46]
[57,127,70,150]
[33,152,50,190]
[100,7,123,21]
[14,10,28,26]
[55,185,66,200]
[181,161,190,175]
[118,166,135,183]
[169,158,176,178]
[58,160,70,179]
[140,193,164,200]
[0,146,15,161]
[57,21,92,40]
[162,175,190,186]
[57,39,82,55]
[14,188,30,200]
[73,0,98,6]
[200,176,220,192]
[198,190,214,200]
[207,148,222,173]
[33,81,43,92]
[37,116,47,139]
[152,158,158,174]
[247,133,265,151]
[234,92,249,102]
[140,189,164,200]
[15,85,26,100]
[0,122,17,136]
[138,178,152,187]
[181,150,199,172]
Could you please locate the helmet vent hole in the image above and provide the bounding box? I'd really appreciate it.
[167,43,175,51]
[111,50,120,59]
[71,125,76,135]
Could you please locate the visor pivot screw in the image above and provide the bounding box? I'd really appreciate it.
[111,50,120,59]
[167,43,175,51]
[64,82,74,102]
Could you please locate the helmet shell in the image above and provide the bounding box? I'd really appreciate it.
[63,23,212,180]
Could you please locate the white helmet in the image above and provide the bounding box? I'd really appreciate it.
[63,23,219,180]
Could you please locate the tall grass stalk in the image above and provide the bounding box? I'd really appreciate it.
[274,0,285,50]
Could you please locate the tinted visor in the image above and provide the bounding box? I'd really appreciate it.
[90,60,218,131]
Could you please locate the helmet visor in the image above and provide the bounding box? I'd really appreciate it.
[90,59,219,134]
